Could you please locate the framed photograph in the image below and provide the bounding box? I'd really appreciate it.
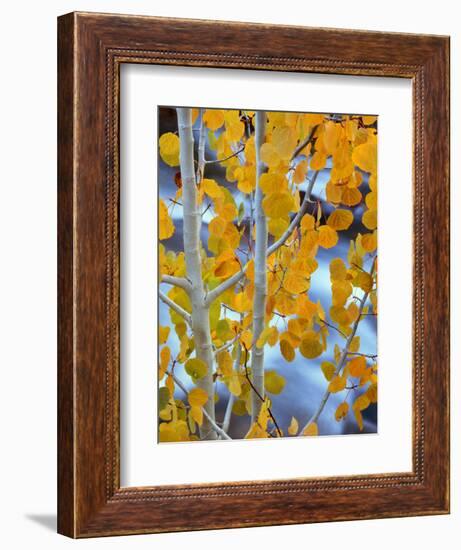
[58,12,450,537]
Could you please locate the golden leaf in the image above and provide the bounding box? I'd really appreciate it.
[335,402,349,422]
[188,387,208,408]
[264,370,286,395]
[341,187,362,206]
[159,132,180,167]
[321,361,336,381]
[203,109,225,131]
[159,326,170,345]
[328,374,347,393]
[362,209,378,230]
[262,192,294,218]
[327,209,354,231]
[280,339,295,362]
[299,331,323,359]
[318,225,339,249]
[348,356,366,377]
[159,200,175,240]
[288,417,299,436]
[303,422,318,436]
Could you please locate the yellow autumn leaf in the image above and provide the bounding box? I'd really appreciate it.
[353,393,370,412]
[318,225,339,249]
[303,422,318,436]
[335,402,349,421]
[293,160,308,184]
[299,331,323,359]
[159,420,189,442]
[310,151,327,171]
[272,126,297,159]
[365,191,377,210]
[159,326,170,345]
[361,231,377,252]
[326,182,343,203]
[329,258,347,281]
[331,280,352,307]
[159,346,171,380]
[208,216,228,237]
[216,350,233,376]
[296,295,318,320]
[228,374,242,396]
[300,213,316,232]
[240,330,253,350]
[280,339,295,362]
[362,209,377,230]
[352,141,377,174]
[367,383,378,403]
[262,192,294,218]
[188,387,209,408]
[184,357,208,381]
[190,405,204,426]
[348,356,366,377]
[226,120,244,142]
[159,132,180,167]
[283,269,310,294]
[264,370,286,395]
[330,306,350,326]
[353,271,373,293]
[159,200,175,240]
[321,361,336,381]
[259,173,287,195]
[256,326,278,348]
[341,187,362,206]
[354,409,364,431]
[327,209,354,231]
[328,374,347,393]
[203,109,225,131]
[288,417,299,436]
[260,143,281,167]
[268,217,289,238]
[202,178,224,199]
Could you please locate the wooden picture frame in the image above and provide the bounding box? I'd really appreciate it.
[57,12,450,538]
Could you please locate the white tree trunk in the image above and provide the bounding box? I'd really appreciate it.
[177,107,217,440]
[250,111,267,422]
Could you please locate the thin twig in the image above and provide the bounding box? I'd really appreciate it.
[205,145,245,165]
[243,348,282,437]
[319,319,348,339]
[159,291,192,326]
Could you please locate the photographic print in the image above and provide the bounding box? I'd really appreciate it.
[158,107,378,443]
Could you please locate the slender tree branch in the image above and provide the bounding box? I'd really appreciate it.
[206,145,246,165]
[250,110,268,422]
[177,107,217,440]
[243,348,282,437]
[161,274,192,292]
[319,318,348,339]
[159,290,192,326]
[290,124,319,161]
[221,343,242,436]
[301,258,377,433]
[169,372,232,440]
[267,171,319,256]
[347,351,378,360]
[214,332,241,357]
[204,266,248,306]
[196,108,207,183]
